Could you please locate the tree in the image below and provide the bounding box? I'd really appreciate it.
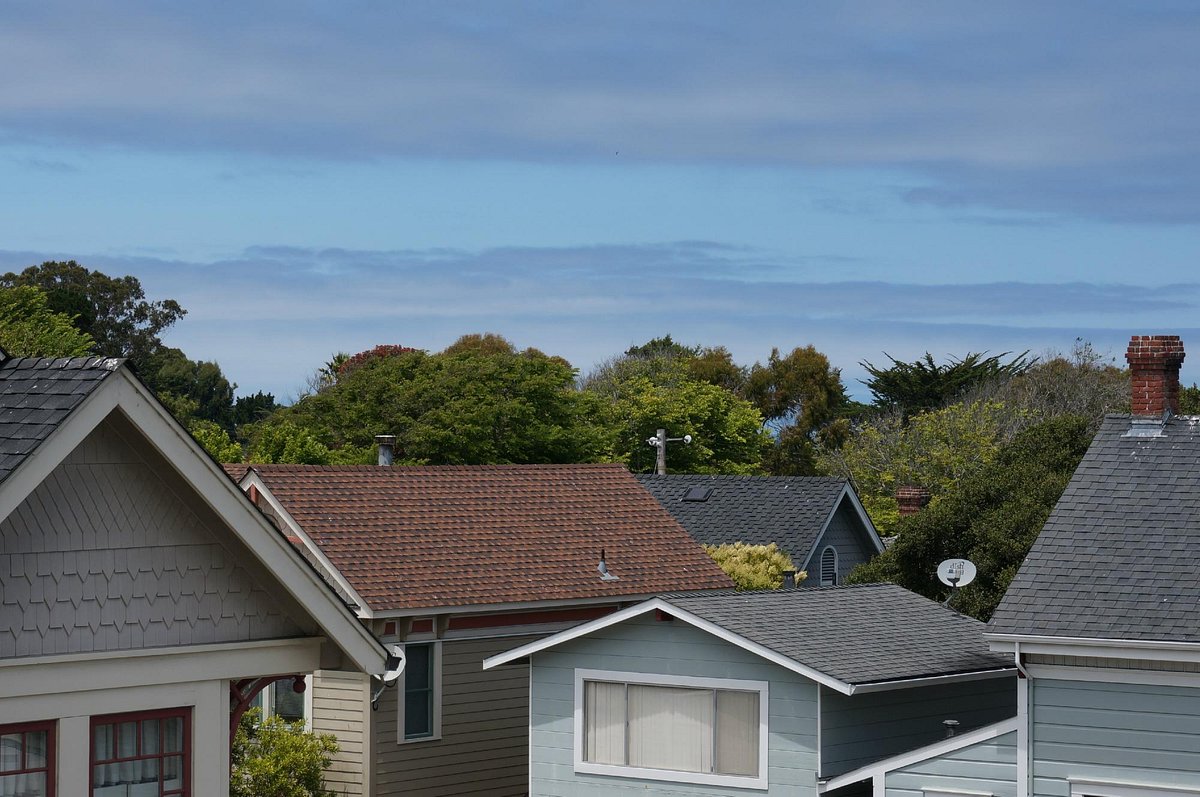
[231,708,339,797]
[1,261,185,373]
[188,420,243,462]
[0,285,94,357]
[704,543,801,590]
[148,347,236,430]
[249,422,336,465]
[1182,383,1200,415]
[848,415,1094,620]
[861,350,1033,416]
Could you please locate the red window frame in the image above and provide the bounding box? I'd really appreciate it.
[0,719,55,797]
[89,707,191,797]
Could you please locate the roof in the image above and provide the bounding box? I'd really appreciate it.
[634,474,877,561]
[989,414,1200,644]
[486,583,1013,692]
[0,356,121,483]
[238,463,734,613]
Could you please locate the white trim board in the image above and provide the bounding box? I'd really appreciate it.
[1024,663,1200,688]
[986,633,1200,664]
[820,717,1020,793]
[1070,780,1200,797]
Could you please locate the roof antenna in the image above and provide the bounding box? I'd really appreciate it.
[598,548,620,581]
[936,558,977,610]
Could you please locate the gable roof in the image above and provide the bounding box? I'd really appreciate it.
[486,584,1013,694]
[988,414,1200,645]
[0,356,388,674]
[237,464,734,615]
[0,356,122,484]
[634,474,882,563]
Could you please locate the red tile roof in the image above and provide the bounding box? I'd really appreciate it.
[232,463,733,613]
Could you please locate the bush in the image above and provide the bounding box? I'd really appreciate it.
[704,543,802,590]
[230,708,339,797]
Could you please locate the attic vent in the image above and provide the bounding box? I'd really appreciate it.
[682,486,714,502]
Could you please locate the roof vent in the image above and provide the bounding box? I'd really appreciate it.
[375,434,397,466]
[682,486,714,502]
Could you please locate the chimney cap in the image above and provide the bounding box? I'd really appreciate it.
[374,434,398,445]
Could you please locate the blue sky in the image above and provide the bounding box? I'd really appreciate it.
[2,2,1199,400]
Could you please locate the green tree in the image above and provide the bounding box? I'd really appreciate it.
[1182,383,1200,415]
[231,708,339,797]
[848,415,1094,620]
[861,350,1033,416]
[249,422,336,465]
[0,285,94,357]
[188,420,243,462]
[704,543,801,590]
[148,347,236,429]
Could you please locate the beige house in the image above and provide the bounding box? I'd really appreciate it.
[0,354,389,796]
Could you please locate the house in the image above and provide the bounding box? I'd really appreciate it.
[228,460,734,796]
[635,474,884,586]
[483,584,1017,796]
[0,354,390,795]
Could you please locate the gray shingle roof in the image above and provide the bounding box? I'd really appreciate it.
[665,583,1011,685]
[635,474,850,561]
[989,414,1200,643]
[0,356,121,484]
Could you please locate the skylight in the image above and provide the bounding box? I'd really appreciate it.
[682,486,714,502]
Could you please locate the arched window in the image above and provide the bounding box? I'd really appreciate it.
[820,546,838,586]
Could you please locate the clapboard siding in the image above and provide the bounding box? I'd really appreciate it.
[373,634,541,797]
[821,676,1017,777]
[530,614,819,797]
[884,730,1017,797]
[0,417,303,658]
[313,669,370,797]
[803,501,876,586]
[1031,678,1200,795]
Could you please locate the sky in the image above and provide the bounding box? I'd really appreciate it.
[2,1,1199,401]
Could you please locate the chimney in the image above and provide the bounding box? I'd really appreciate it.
[896,485,931,517]
[375,434,397,466]
[782,571,797,590]
[1126,335,1186,416]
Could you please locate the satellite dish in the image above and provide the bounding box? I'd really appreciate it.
[937,559,977,589]
[381,644,406,685]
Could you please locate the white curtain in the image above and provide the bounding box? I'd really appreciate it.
[583,681,626,765]
[628,685,713,774]
[0,772,47,797]
[715,690,759,776]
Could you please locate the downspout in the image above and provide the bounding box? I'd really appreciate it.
[1014,641,1030,797]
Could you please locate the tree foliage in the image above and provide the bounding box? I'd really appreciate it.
[0,285,95,357]
[231,708,339,797]
[704,543,801,590]
[188,420,243,462]
[847,415,1094,620]
[861,350,1033,416]
[1182,383,1200,415]
[148,347,237,429]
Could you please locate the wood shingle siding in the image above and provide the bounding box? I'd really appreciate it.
[883,730,1017,797]
[372,635,540,796]
[1031,678,1200,791]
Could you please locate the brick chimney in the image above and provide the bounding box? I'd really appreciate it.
[896,485,931,517]
[1126,335,1186,416]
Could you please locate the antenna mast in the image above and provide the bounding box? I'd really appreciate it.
[646,428,693,475]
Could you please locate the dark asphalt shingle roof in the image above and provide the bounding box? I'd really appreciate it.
[635,474,854,561]
[989,414,1200,643]
[0,356,121,484]
[664,583,1011,685]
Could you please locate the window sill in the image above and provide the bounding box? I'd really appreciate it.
[575,761,768,791]
[397,733,442,745]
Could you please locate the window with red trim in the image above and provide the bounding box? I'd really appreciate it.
[90,708,190,797]
[0,720,55,797]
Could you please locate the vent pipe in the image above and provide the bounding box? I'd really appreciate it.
[375,435,397,467]
[782,571,797,590]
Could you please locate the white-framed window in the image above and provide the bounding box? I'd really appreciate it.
[249,678,312,728]
[573,669,768,790]
[820,546,838,586]
[398,642,441,743]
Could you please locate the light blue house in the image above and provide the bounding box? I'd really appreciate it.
[484,584,1016,796]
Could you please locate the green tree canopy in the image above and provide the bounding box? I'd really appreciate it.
[0,285,95,357]
[848,415,1094,620]
[861,350,1033,416]
[148,347,237,430]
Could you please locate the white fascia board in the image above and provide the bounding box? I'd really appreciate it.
[850,667,1016,694]
[985,632,1200,663]
[1024,664,1200,688]
[819,717,1020,793]
[239,470,374,619]
[483,597,857,695]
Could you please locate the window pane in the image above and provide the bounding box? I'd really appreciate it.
[627,685,713,774]
[164,717,183,753]
[715,690,759,776]
[406,645,430,688]
[583,681,626,765]
[163,754,184,789]
[0,734,18,770]
[273,681,306,722]
[0,772,46,796]
[403,645,433,739]
[25,731,47,768]
[117,721,138,757]
[404,689,432,738]
[142,719,160,755]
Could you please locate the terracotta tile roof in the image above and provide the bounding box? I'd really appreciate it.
[237,463,734,613]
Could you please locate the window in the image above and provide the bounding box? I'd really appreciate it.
[399,642,440,742]
[0,720,55,797]
[250,679,308,724]
[91,708,190,797]
[574,669,768,790]
[820,546,838,586]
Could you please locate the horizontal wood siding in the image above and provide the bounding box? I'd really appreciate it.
[1031,678,1200,796]
[822,677,1016,777]
[884,730,1017,797]
[373,635,541,796]
[531,613,819,797]
[313,670,369,797]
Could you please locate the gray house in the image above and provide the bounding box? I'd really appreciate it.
[486,584,1017,796]
[635,475,884,586]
